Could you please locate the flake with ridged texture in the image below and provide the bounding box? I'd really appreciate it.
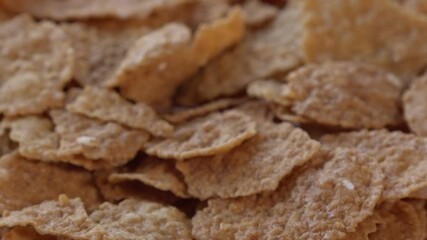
[109,157,189,198]
[145,110,257,160]
[264,62,403,129]
[321,130,427,201]
[242,0,278,28]
[0,197,192,240]
[163,97,245,124]
[0,15,73,116]
[176,121,320,199]
[67,87,173,137]
[50,110,149,168]
[192,149,384,239]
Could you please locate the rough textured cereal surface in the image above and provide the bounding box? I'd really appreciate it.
[0,197,192,240]
[61,21,150,87]
[191,149,384,239]
[242,0,278,28]
[283,62,403,128]
[176,121,320,199]
[145,110,257,160]
[107,9,244,109]
[50,110,149,167]
[109,157,189,198]
[163,97,246,124]
[303,0,427,80]
[403,73,427,136]
[0,152,100,212]
[369,201,426,240]
[321,130,427,201]
[0,15,73,116]
[2,0,193,21]
[343,213,381,240]
[67,87,173,137]
[177,0,304,105]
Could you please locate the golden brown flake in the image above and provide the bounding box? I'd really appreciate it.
[94,171,178,204]
[177,0,304,105]
[0,152,100,212]
[145,110,257,160]
[192,149,384,239]
[176,121,320,199]
[109,157,189,198]
[2,227,59,240]
[303,0,427,80]
[61,21,150,87]
[0,197,192,240]
[242,0,278,28]
[189,0,231,27]
[2,0,193,21]
[403,73,427,136]
[369,201,426,240]
[278,62,403,128]
[343,213,381,240]
[67,87,173,137]
[50,110,149,167]
[163,97,246,124]
[321,130,427,201]
[0,15,73,116]
[106,8,244,109]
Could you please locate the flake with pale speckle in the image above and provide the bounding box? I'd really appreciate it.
[191,149,384,239]
[0,15,73,116]
[107,9,244,110]
[321,130,427,201]
[403,73,427,136]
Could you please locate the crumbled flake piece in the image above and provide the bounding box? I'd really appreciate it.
[163,97,246,124]
[109,157,189,198]
[369,201,426,240]
[176,121,320,199]
[281,62,403,128]
[67,87,173,137]
[61,21,150,87]
[403,74,427,136]
[303,0,427,80]
[0,15,73,116]
[191,149,384,239]
[2,227,59,240]
[321,130,427,201]
[233,100,275,123]
[2,0,193,21]
[145,110,257,160]
[94,171,178,204]
[242,0,278,28]
[50,110,149,167]
[0,197,192,240]
[0,152,101,212]
[106,8,244,109]
[177,0,304,105]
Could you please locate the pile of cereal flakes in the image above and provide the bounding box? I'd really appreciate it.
[2,0,427,239]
